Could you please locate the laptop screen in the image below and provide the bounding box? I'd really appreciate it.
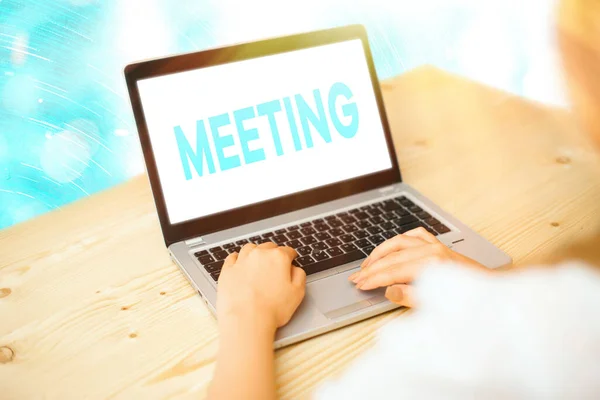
[137,38,393,225]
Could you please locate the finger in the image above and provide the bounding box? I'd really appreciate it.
[222,252,238,268]
[238,243,257,260]
[257,241,278,249]
[357,257,431,290]
[361,234,427,269]
[354,244,434,283]
[291,266,307,288]
[403,227,439,244]
[385,284,415,307]
[278,246,298,262]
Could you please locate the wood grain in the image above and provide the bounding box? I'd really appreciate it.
[2,67,600,399]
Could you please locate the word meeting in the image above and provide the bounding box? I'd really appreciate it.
[173,82,361,180]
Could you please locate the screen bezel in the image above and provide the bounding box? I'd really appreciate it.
[124,24,402,247]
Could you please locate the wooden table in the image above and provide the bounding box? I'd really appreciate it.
[2,67,600,399]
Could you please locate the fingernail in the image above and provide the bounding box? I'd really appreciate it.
[355,278,367,289]
[348,272,358,281]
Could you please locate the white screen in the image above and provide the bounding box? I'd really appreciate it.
[137,39,393,225]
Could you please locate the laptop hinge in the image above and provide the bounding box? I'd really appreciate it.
[184,236,205,246]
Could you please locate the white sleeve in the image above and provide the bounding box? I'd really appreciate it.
[315,262,600,399]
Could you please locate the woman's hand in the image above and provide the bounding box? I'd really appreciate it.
[209,242,306,400]
[348,227,489,307]
[217,242,306,332]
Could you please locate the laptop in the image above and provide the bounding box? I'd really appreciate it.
[124,24,511,348]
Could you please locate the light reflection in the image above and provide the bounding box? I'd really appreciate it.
[0,0,566,230]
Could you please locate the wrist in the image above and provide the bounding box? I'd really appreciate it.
[218,307,278,339]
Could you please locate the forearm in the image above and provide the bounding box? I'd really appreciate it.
[208,312,278,400]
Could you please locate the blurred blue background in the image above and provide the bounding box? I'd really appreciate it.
[0,0,563,230]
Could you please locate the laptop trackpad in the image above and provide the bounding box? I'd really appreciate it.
[308,269,387,319]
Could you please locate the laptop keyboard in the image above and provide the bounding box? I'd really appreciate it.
[193,196,451,282]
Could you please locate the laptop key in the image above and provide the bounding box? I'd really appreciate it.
[369,216,384,225]
[295,255,315,266]
[249,236,261,242]
[287,225,300,231]
[325,215,338,221]
[363,245,375,255]
[340,234,355,243]
[354,230,369,239]
[416,211,431,220]
[382,200,401,211]
[228,246,242,254]
[356,220,372,229]
[329,228,345,237]
[312,251,330,262]
[382,212,396,221]
[314,224,330,232]
[425,217,440,226]
[315,232,331,241]
[300,221,313,227]
[424,226,439,236]
[194,250,209,257]
[312,242,329,251]
[297,246,312,256]
[302,249,365,276]
[433,224,451,234]
[312,218,324,224]
[213,250,229,261]
[342,224,358,233]
[381,221,395,231]
[209,246,222,253]
[326,247,344,257]
[328,219,344,228]
[398,197,414,207]
[382,231,396,240]
[325,237,342,247]
[300,235,317,245]
[205,260,224,273]
[223,243,236,249]
[287,239,303,249]
[366,226,383,235]
[368,235,385,245]
[409,205,423,213]
[198,254,216,265]
[275,229,287,234]
[336,211,349,218]
[355,238,371,248]
[262,232,275,238]
[354,211,370,220]
[257,238,272,244]
[349,208,360,214]
[340,215,357,224]
[210,270,221,281]
[394,208,410,217]
[367,208,383,217]
[394,215,418,227]
[236,239,249,246]
[272,234,288,245]
[287,230,302,240]
[341,243,358,253]
[300,227,317,236]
